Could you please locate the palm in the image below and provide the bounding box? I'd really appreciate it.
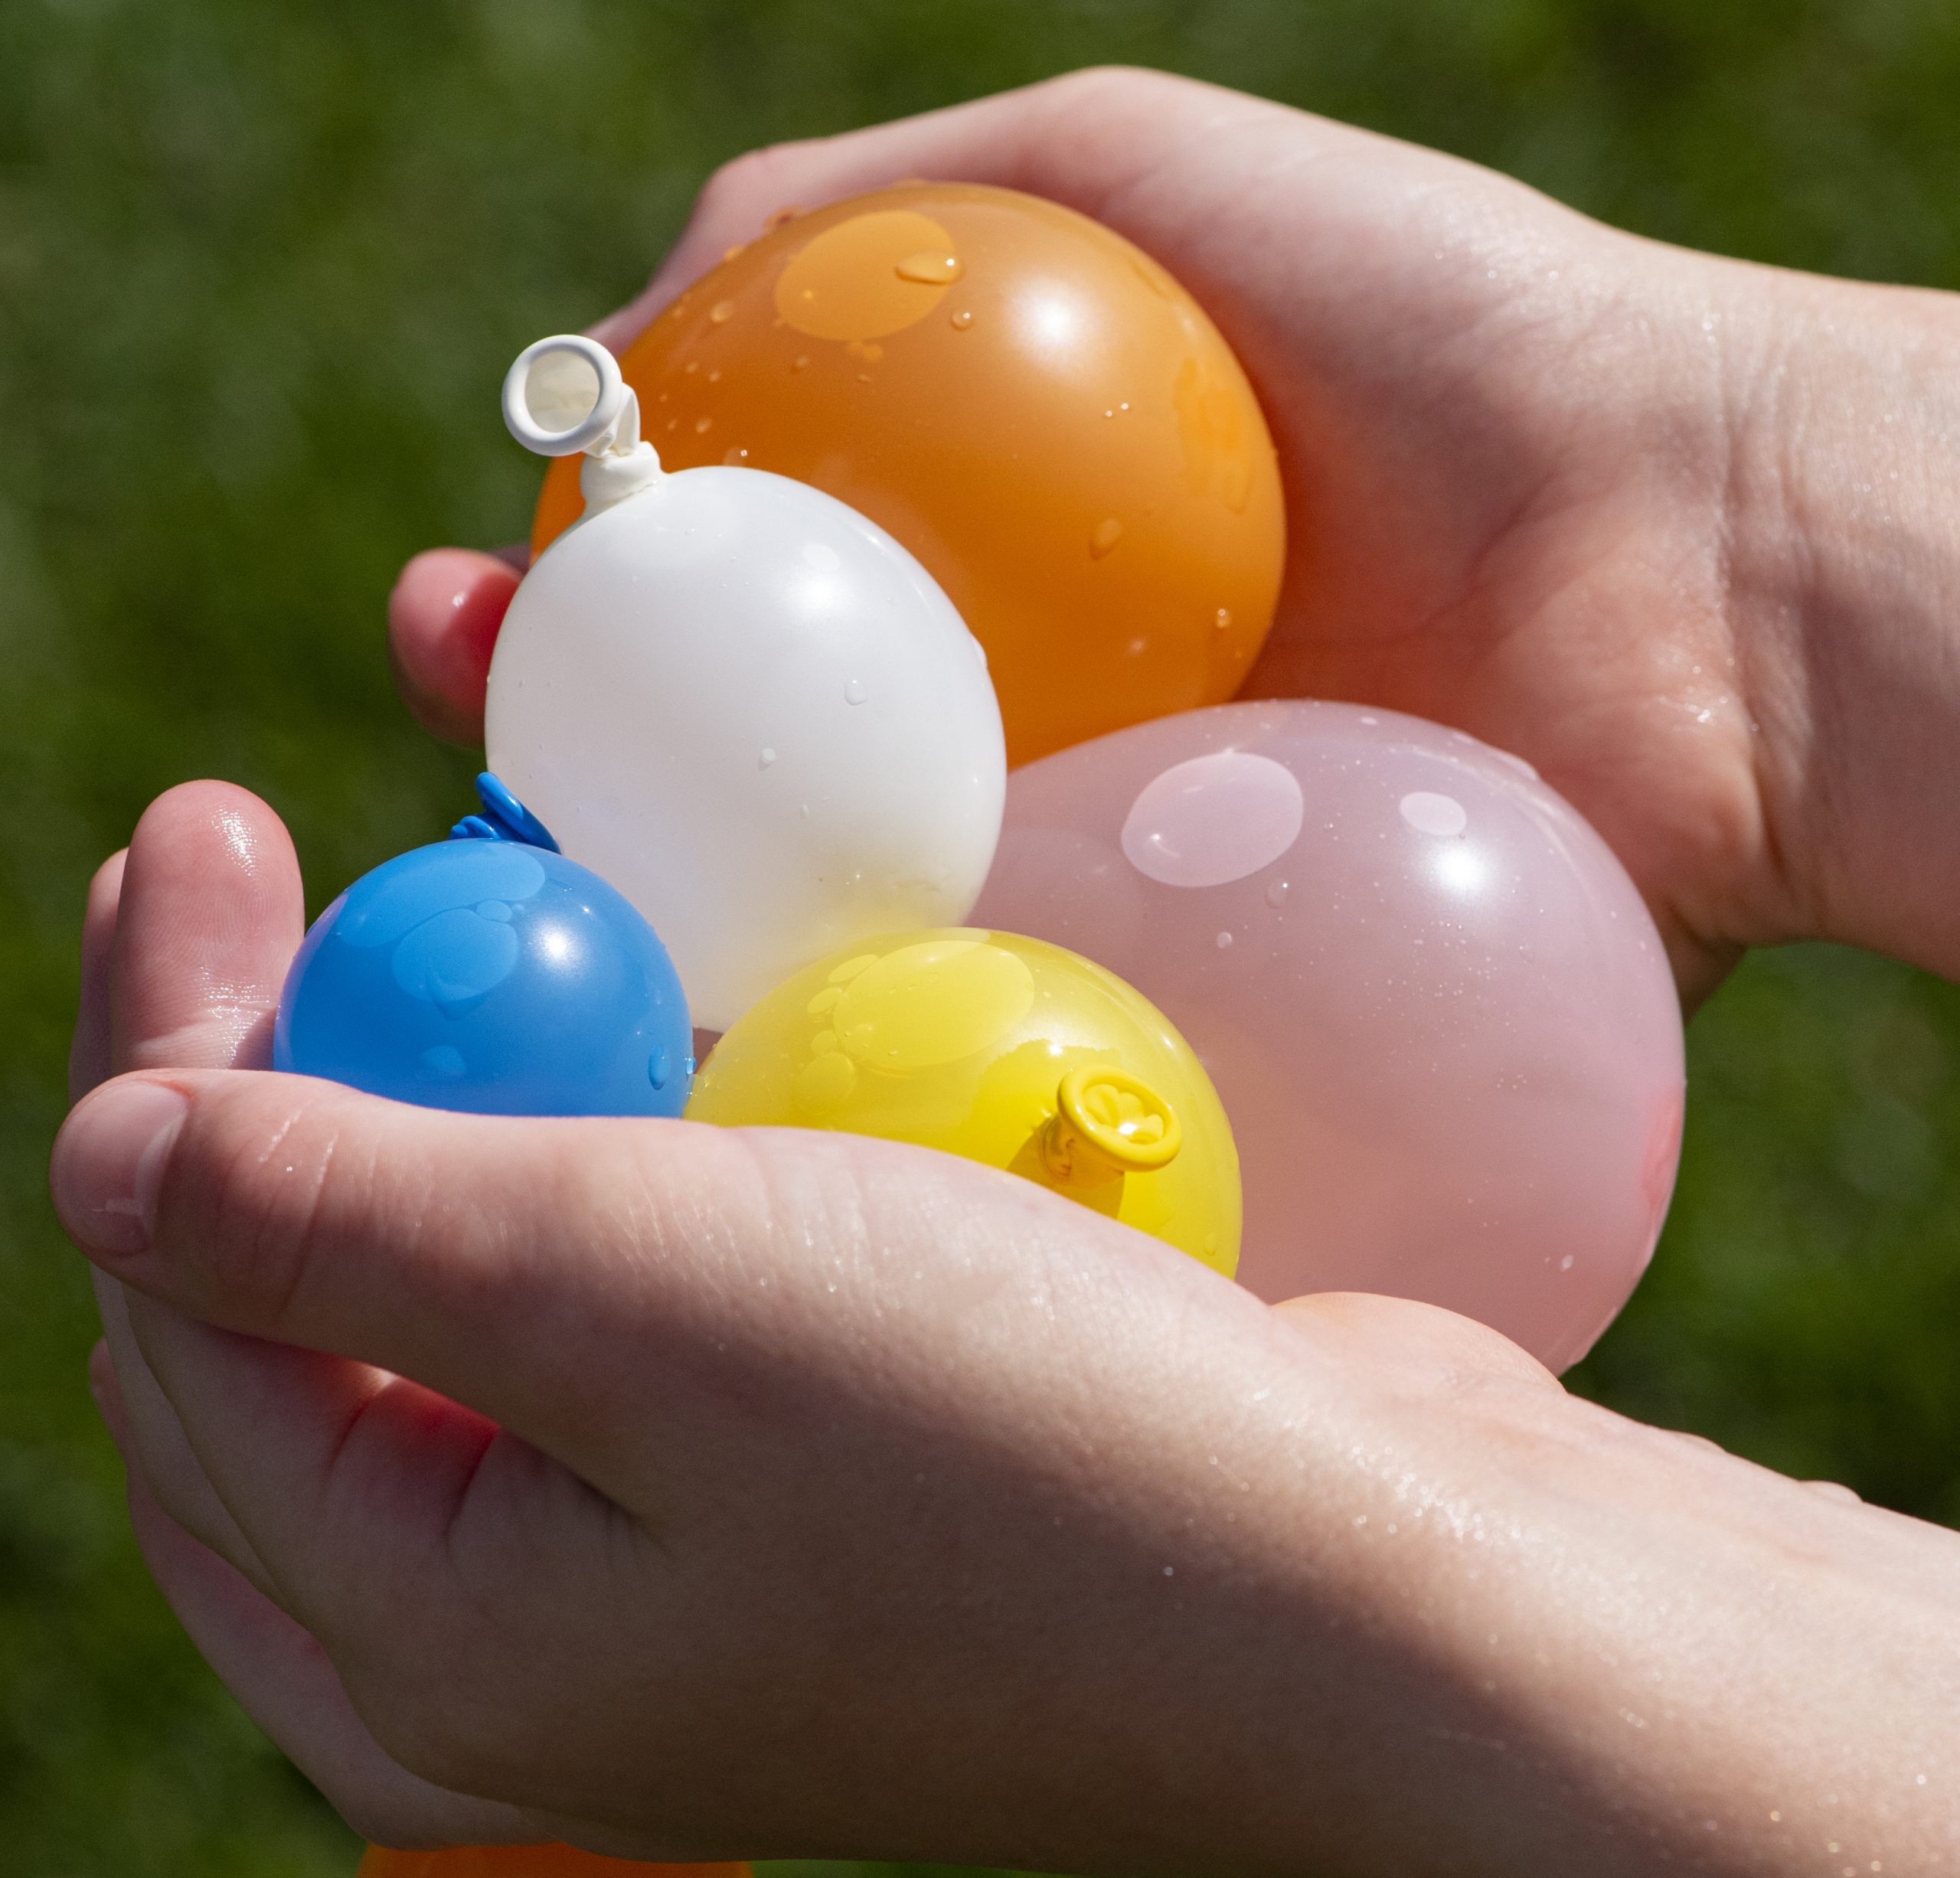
[1056,96,1764,997]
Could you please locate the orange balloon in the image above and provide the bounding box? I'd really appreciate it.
[358,1847,747,1878]
[531,184,1285,766]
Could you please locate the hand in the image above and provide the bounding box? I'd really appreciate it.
[54,783,1960,1874]
[388,66,1960,1003]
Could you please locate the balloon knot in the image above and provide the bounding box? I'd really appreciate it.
[449,773,562,851]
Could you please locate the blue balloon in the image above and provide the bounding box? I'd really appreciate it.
[274,776,692,1116]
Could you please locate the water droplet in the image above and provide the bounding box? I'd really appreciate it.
[775,209,960,339]
[722,445,750,465]
[1400,792,1468,838]
[1265,880,1290,908]
[665,417,678,432]
[648,1047,673,1089]
[709,299,735,323]
[844,678,868,705]
[791,354,810,372]
[1126,635,1148,656]
[684,360,699,374]
[846,338,884,363]
[763,204,804,230]
[760,747,777,767]
[895,249,963,284]
[802,541,841,571]
[1090,517,1124,559]
[1216,607,1233,631]
[1560,1255,1575,1271]
[422,1044,466,1078]
[722,243,746,263]
[1216,931,1233,949]
[694,416,713,433]
[1359,714,1380,726]
[949,308,973,330]
[707,367,722,384]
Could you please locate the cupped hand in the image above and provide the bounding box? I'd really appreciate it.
[56,785,1960,1877]
[388,65,1960,1001]
[56,779,1561,1870]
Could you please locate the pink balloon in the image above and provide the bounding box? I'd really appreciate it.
[972,700,1685,1370]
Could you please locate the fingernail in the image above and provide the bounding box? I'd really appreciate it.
[52,1080,189,1259]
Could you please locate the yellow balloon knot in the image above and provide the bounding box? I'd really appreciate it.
[1039,1066,1182,1188]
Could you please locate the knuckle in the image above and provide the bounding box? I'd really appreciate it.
[697,139,812,220]
[170,1089,368,1324]
[353,1668,496,1795]
[315,1761,470,1854]
[1044,61,1167,108]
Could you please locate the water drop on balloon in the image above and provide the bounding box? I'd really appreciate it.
[1400,792,1468,838]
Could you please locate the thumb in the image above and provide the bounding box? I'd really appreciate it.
[49,1060,1154,1503]
[49,1068,746,1488]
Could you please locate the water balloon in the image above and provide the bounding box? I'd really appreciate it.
[276,776,693,1118]
[689,928,1241,1277]
[492,334,1006,1031]
[527,185,1285,765]
[972,701,1685,1369]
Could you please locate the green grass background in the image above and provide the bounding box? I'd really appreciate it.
[4,1,1959,1872]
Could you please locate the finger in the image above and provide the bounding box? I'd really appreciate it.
[387,548,522,746]
[93,1349,541,1852]
[64,840,262,1578]
[94,1275,278,1595]
[111,779,304,1074]
[93,781,305,1591]
[70,850,126,1102]
[595,68,1380,352]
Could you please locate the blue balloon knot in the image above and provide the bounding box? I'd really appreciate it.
[449,772,561,851]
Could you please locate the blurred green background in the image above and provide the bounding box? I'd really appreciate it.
[4,1,1959,1873]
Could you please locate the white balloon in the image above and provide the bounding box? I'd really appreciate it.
[486,463,1006,1030]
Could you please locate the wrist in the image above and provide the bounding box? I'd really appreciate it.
[1713,260,1960,972]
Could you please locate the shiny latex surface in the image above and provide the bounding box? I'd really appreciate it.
[530,184,1285,766]
[274,838,693,1116]
[358,1847,747,1877]
[688,929,1241,1277]
[489,465,1005,1031]
[971,701,1686,1370]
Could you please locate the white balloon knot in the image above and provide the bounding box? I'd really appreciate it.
[580,441,664,512]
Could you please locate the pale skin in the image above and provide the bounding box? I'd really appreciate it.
[49,67,1960,1876]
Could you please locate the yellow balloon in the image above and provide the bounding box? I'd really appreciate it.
[688,929,1241,1278]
